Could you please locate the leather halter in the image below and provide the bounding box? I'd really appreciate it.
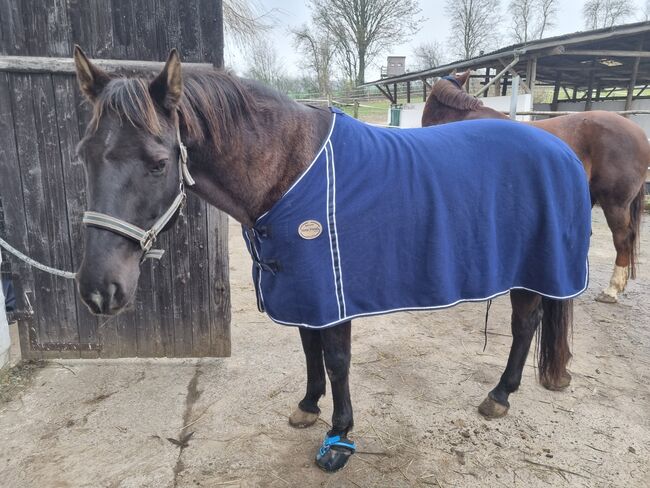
[82,127,195,261]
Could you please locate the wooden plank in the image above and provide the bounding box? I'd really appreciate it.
[557,49,650,58]
[0,55,214,74]
[186,198,212,356]
[207,207,230,357]
[198,0,223,67]
[0,72,38,360]
[52,73,102,358]
[10,73,79,352]
[178,0,202,61]
[169,211,194,357]
[0,0,27,55]
[133,0,160,59]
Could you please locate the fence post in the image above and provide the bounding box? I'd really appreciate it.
[353,100,359,119]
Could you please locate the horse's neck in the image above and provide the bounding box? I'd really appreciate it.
[422,99,471,125]
[186,89,332,227]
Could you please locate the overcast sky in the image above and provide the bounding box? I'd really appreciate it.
[225,0,647,80]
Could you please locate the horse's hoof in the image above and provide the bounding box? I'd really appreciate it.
[595,292,617,304]
[541,371,572,391]
[478,394,509,419]
[315,435,355,472]
[289,408,319,428]
[315,445,354,472]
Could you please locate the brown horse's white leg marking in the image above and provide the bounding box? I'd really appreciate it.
[596,265,628,303]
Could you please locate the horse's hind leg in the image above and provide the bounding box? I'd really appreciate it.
[479,290,542,419]
[315,320,355,472]
[596,201,636,303]
[290,327,326,428]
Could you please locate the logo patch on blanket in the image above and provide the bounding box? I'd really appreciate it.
[298,220,322,240]
[244,108,591,328]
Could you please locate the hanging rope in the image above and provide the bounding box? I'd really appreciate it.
[0,236,76,280]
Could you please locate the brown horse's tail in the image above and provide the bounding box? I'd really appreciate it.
[628,183,645,279]
[538,297,573,387]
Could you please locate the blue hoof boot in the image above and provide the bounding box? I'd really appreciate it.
[315,434,356,472]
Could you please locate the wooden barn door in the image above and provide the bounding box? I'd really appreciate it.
[0,0,231,358]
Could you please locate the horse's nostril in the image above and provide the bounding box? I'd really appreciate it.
[106,282,125,312]
[88,291,103,314]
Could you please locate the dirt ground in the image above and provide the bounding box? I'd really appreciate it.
[0,208,648,488]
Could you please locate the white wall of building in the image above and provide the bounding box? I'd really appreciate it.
[397,94,533,128]
[534,98,650,136]
[0,253,10,370]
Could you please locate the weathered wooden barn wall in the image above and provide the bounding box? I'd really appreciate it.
[0,0,231,358]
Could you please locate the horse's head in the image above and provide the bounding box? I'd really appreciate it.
[74,46,187,315]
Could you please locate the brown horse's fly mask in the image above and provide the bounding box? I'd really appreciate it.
[73,46,193,315]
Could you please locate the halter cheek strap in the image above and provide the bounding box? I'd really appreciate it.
[82,127,194,261]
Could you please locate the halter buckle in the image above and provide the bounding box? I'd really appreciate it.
[141,230,157,252]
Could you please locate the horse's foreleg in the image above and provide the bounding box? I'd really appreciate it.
[315,320,355,472]
[479,290,542,419]
[290,327,326,428]
[597,203,633,303]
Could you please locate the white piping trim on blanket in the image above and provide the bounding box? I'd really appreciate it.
[260,259,590,329]
[325,143,339,319]
[329,140,346,317]
[255,111,338,224]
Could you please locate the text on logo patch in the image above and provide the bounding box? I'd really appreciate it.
[298,220,322,239]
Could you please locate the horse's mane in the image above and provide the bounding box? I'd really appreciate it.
[431,79,484,111]
[91,69,257,155]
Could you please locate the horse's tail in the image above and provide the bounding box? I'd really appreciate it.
[628,182,645,279]
[538,297,573,388]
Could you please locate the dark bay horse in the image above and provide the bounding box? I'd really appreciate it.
[422,72,648,303]
[73,48,589,473]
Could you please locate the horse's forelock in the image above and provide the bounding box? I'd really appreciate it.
[92,78,162,135]
[431,79,484,111]
[90,70,258,156]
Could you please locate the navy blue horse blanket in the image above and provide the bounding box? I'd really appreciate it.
[244,108,591,328]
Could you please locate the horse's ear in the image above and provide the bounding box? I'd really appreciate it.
[149,49,182,111]
[73,45,110,102]
[455,71,471,87]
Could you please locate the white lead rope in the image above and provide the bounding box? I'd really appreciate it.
[0,236,77,279]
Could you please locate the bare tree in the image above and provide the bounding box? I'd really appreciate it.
[644,0,650,20]
[292,25,336,95]
[536,0,558,38]
[309,0,424,85]
[446,0,501,60]
[509,0,535,43]
[223,0,276,50]
[509,0,558,42]
[245,41,286,90]
[583,0,633,29]
[412,42,445,70]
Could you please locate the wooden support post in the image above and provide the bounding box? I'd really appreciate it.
[422,78,427,101]
[393,83,398,104]
[572,86,578,102]
[502,72,509,96]
[483,68,490,97]
[595,82,602,101]
[528,57,537,99]
[585,62,595,111]
[625,40,643,113]
[406,81,411,103]
[353,100,359,119]
[551,71,562,112]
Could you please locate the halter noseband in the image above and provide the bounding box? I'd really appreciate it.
[82,127,195,261]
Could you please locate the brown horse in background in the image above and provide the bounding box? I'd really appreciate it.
[422,72,648,303]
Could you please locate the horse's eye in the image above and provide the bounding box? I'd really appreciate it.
[150,158,168,175]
